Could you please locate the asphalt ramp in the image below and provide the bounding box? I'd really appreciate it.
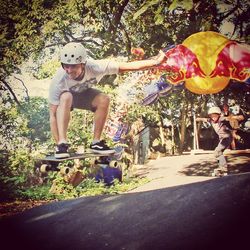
[1,173,250,250]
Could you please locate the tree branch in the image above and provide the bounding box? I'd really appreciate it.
[1,79,21,106]
[108,0,130,35]
[14,76,30,101]
[120,23,132,55]
[218,0,240,22]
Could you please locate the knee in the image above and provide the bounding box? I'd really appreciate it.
[96,94,110,108]
[59,92,73,107]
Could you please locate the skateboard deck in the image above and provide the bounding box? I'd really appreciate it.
[35,146,124,173]
[41,152,112,162]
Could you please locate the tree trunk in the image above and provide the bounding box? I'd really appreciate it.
[171,123,175,155]
[179,104,187,153]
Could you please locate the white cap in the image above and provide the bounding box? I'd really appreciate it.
[245,120,250,129]
[208,106,221,115]
[60,42,87,64]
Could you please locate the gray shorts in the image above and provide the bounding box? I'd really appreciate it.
[70,88,102,112]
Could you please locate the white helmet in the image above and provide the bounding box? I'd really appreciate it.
[208,106,221,115]
[245,120,250,129]
[60,42,87,64]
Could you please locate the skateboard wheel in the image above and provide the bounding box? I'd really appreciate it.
[40,164,49,173]
[60,167,70,175]
[109,160,118,168]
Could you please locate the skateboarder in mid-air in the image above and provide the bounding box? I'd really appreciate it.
[49,42,166,158]
[196,106,244,175]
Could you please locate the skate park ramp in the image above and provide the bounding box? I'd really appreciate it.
[1,173,250,250]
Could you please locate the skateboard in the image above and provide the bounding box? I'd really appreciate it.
[35,147,124,185]
[35,152,107,174]
[212,167,228,177]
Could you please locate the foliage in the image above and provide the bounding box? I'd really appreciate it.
[0,96,51,201]
[13,171,148,201]
[1,94,51,152]
[2,0,249,81]
[45,175,149,200]
[0,147,36,201]
[18,97,50,144]
[16,184,56,201]
[67,109,94,149]
[33,59,61,79]
[0,90,29,151]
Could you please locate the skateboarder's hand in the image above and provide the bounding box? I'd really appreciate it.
[151,50,167,66]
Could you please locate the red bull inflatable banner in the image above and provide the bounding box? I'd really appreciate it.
[158,31,250,94]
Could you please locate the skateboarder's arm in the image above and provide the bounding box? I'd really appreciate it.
[118,50,166,73]
[196,117,209,122]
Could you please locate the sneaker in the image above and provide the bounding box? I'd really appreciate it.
[55,143,70,158]
[90,140,115,154]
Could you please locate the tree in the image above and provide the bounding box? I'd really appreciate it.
[1,0,249,152]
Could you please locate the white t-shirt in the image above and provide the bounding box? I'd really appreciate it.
[49,59,119,105]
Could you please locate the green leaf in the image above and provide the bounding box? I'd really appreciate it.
[133,0,160,20]
[169,0,193,12]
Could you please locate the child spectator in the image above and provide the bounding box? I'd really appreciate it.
[221,103,245,149]
[196,106,243,175]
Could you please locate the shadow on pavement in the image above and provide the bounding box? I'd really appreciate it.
[1,173,250,250]
[179,153,250,177]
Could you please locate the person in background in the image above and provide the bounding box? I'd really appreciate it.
[196,106,243,173]
[221,103,245,150]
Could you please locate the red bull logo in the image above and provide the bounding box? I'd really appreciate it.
[156,31,250,94]
[157,44,206,84]
[210,42,250,81]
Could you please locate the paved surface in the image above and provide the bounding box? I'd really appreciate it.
[130,149,250,192]
[1,150,250,250]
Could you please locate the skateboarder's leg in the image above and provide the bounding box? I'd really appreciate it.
[90,94,115,154]
[214,137,231,170]
[72,89,115,154]
[49,104,59,143]
[72,89,108,141]
[49,92,72,144]
[91,93,110,141]
[56,92,73,143]
[49,92,72,158]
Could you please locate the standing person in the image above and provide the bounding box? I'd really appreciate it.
[196,106,243,174]
[221,103,230,117]
[49,42,166,158]
[221,103,245,149]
